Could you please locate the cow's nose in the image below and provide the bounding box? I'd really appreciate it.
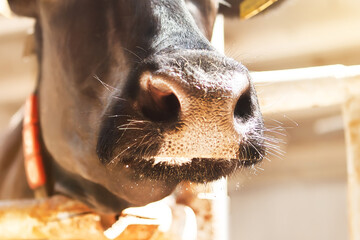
[138,70,252,124]
[138,72,181,122]
[136,69,256,159]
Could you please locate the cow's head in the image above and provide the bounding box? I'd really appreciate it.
[9,0,265,213]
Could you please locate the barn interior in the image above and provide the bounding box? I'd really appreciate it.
[1,0,360,239]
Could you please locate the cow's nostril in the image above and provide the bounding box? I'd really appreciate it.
[234,90,252,121]
[139,74,180,122]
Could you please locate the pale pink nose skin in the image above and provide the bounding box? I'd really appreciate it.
[137,70,254,163]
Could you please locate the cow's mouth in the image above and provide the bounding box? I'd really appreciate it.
[113,148,263,183]
[98,114,266,183]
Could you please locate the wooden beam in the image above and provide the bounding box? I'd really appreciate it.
[0,195,198,240]
[252,64,360,114]
[0,196,113,239]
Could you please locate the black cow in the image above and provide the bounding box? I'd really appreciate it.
[0,0,265,213]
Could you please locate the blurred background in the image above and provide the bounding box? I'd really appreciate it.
[1,0,360,239]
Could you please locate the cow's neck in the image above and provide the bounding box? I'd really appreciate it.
[23,94,130,212]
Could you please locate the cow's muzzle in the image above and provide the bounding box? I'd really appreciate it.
[97,50,265,182]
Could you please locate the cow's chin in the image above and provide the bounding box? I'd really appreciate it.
[115,157,261,183]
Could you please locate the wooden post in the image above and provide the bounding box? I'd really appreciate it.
[343,77,360,240]
[209,14,229,240]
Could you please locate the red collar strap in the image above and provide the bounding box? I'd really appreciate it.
[23,94,48,198]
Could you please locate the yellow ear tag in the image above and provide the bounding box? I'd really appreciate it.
[240,0,279,19]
